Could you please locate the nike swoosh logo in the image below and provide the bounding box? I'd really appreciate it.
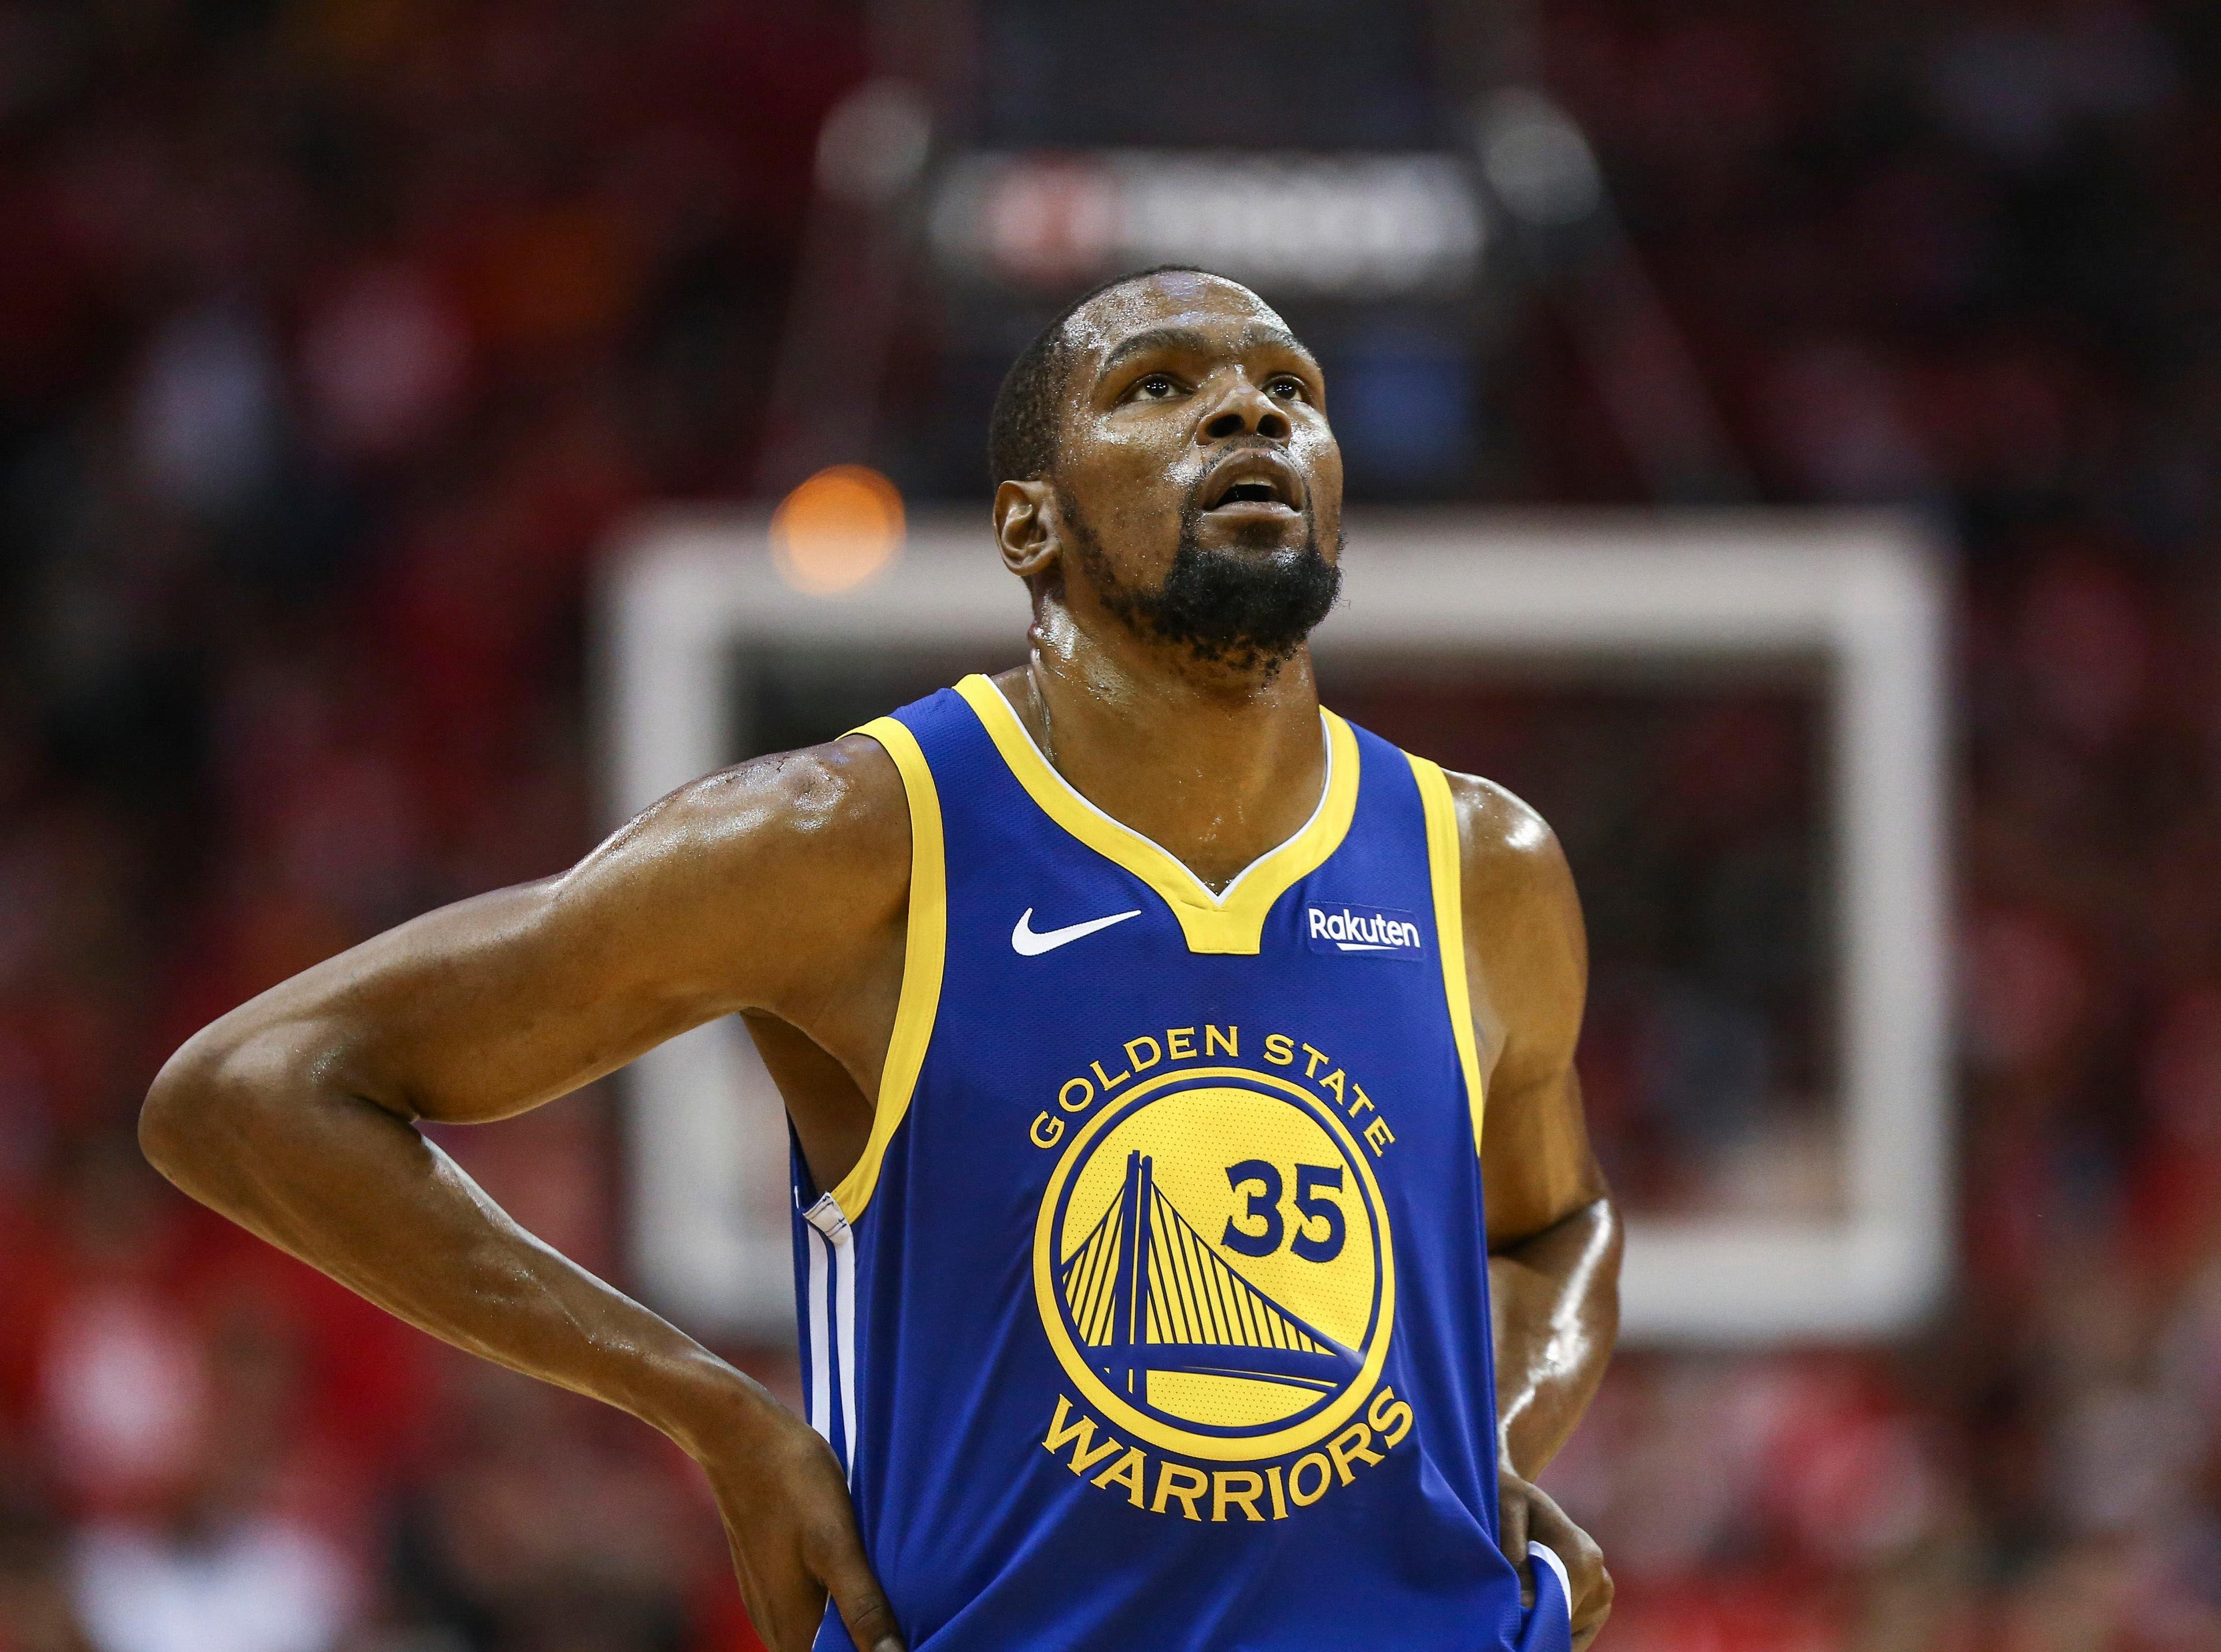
[1011,906,1143,956]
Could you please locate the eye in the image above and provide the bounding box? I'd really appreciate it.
[1130,373,1180,400]
[1267,375,1310,401]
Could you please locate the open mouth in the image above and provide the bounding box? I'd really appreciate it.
[1201,454,1303,512]
[1216,481,1282,506]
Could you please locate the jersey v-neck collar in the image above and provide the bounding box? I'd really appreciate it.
[953,673,1361,956]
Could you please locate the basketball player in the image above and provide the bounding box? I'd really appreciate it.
[142,267,1620,1650]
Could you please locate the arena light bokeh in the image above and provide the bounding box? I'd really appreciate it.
[770,464,907,596]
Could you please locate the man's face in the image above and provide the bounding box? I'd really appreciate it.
[1041,272,1345,670]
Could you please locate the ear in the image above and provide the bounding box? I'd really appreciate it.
[993,479,1061,584]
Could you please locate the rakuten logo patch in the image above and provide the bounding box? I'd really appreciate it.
[1305,904,1425,958]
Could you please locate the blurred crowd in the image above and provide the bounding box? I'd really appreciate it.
[1,1,2218,1650]
[1534,2,2221,1646]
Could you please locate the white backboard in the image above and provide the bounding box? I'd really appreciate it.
[599,507,1950,1345]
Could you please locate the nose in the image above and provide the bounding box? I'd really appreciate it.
[1198,373,1290,444]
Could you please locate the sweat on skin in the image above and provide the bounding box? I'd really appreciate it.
[138,267,1621,1652]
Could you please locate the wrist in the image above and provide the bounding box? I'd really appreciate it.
[633,1343,769,1459]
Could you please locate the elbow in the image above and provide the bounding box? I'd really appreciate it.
[139,1037,223,1189]
[139,1025,282,1196]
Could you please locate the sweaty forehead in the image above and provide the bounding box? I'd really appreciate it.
[1060,273,1295,373]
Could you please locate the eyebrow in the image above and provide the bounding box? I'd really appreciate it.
[1094,322,1319,384]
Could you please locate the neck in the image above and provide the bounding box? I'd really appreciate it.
[999,601,1327,894]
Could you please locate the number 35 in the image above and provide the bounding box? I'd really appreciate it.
[1221,1160,1346,1263]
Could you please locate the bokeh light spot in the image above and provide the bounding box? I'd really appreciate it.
[770,465,905,595]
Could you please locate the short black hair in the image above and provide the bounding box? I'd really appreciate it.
[986,265,1238,486]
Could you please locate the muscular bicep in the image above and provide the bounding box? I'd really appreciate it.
[197,735,910,1126]
[1444,773,1609,1250]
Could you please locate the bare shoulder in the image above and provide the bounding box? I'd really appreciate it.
[591,731,911,887]
[1437,770,1580,930]
[591,729,905,870]
[552,731,914,1005]
[1435,768,1587,1065]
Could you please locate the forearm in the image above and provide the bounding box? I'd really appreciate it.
[1489,1194,1621,1477]
[141,1029,740,1457]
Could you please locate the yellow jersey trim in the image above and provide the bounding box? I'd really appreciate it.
[831,715,947,1220]
[1410,755,1486,1156]
[951,673,1360,956]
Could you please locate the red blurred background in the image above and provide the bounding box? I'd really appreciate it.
[2,3,2219,1650]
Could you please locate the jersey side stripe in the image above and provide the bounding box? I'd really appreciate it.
[830,715,949,1220]
[1409,754,1487,1155]
[805,1225,832,1441]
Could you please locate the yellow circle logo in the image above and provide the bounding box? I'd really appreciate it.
[1032,1066,1396,1462]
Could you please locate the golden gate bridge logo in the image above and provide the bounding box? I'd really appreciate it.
[1033,1072,1396,1461]
[1059,1149,1360,1399]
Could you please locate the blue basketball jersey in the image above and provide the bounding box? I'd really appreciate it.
[789,675,1568,1651]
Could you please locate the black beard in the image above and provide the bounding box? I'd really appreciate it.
[1066,503,1342,676]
